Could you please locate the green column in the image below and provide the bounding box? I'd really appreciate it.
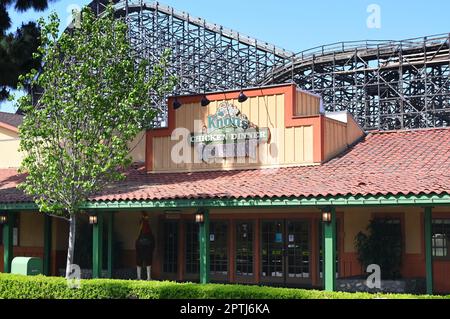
[324,207,336,292]
[43,214,52,276]
[199,209,210,284]
[107,213,114,279]
[92,212,104,279]
[2,212,14,273]
[424,207,433,294]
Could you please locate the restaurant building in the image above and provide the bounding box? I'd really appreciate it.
[0,84,449,294]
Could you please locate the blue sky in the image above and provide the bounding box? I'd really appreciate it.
[2,0,450,112]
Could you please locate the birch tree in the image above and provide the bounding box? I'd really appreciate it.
[17,5,176,277]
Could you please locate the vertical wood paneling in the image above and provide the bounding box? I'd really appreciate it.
[324,118,348,162]
[152,93,325,172]
[294,91,320,116]
[303,126,314,163]
[294,127,304,162]
[276,94,285,164]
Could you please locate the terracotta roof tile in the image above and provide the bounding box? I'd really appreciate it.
[0,112,23,128]
[0,127,449,204]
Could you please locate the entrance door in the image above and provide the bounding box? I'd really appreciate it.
[210,221,228,281]
[261,220,311,286]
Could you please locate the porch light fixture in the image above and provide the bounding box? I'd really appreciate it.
[237,90,248,103]
[322,212,332,223]
[173,97,182,110]
[200,94,210,107]
[195,212,204,224]
[0,215,7,224]
[89,215,98,225]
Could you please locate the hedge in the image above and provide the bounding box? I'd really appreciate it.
[0,273,447,299]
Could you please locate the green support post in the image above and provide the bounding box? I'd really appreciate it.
[107,213,114,279]
[199,209,210,284]
[2,212,14,273]
[324,207,336,292]
[92,212,104,279]
[424,207,433,295]
[43,214,52,276]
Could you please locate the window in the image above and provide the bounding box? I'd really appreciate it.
[432,219,450,258]
[261,220,284,278]
[236,221,253,277]
[185,221,199,274]
[210,221,228,276]
[163,221,178,273]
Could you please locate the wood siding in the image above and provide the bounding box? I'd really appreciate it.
[294,91,321,116]
[152,94,316,172]
[323,115,365,162]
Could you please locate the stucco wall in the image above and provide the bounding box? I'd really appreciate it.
[18,212,44,247]
[114,211,159,250]
[342,206,422,254]
[0,127,21,168]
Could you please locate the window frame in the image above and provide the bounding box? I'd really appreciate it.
[431,218,450,260]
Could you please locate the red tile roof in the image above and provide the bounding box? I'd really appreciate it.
[1,128,449,204]
[0,111,23,128]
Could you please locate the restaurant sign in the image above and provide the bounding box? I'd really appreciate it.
[190,102,270,160]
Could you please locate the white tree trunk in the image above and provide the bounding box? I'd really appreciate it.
[65,214,77,278]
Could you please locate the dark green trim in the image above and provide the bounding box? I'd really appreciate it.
[2,212,14,273]
[324,207,336,292]
[43,215,52,276]
[1,194,449,211]
[92,213,104,279]
[199,209,210,284]
[424,207,433,295]
[107,213,114,279]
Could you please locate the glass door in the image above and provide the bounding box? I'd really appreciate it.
[185,221,200,281]
[261,220,285,283]
[286,221,310,285]
[235,221,254,282]
[261,220,311,286]
[163,220,179,275]
[210,221,228,280]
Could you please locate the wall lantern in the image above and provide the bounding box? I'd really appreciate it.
[195,211,204,224]
[89,214,98,225]
[322,212,332,223]
[0,215,7,225]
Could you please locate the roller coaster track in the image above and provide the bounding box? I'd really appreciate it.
[262,34,450,130]
[85,1,450,130]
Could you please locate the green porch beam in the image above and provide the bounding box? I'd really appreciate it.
[2,212,14,273]
[43,214,52,276]
[2,194,450,211]
[424,207,433,294]
[107,213,114,279]
[199,209,210,284]
[92,212,104,279]
[78,194,450,210]
[324,207,336,292]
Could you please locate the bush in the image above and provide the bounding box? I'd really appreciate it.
[355,218,403,279]
[0,273,446,299]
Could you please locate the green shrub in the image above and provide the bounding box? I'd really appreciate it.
[355,218,403,279]
[0,273,446,299]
